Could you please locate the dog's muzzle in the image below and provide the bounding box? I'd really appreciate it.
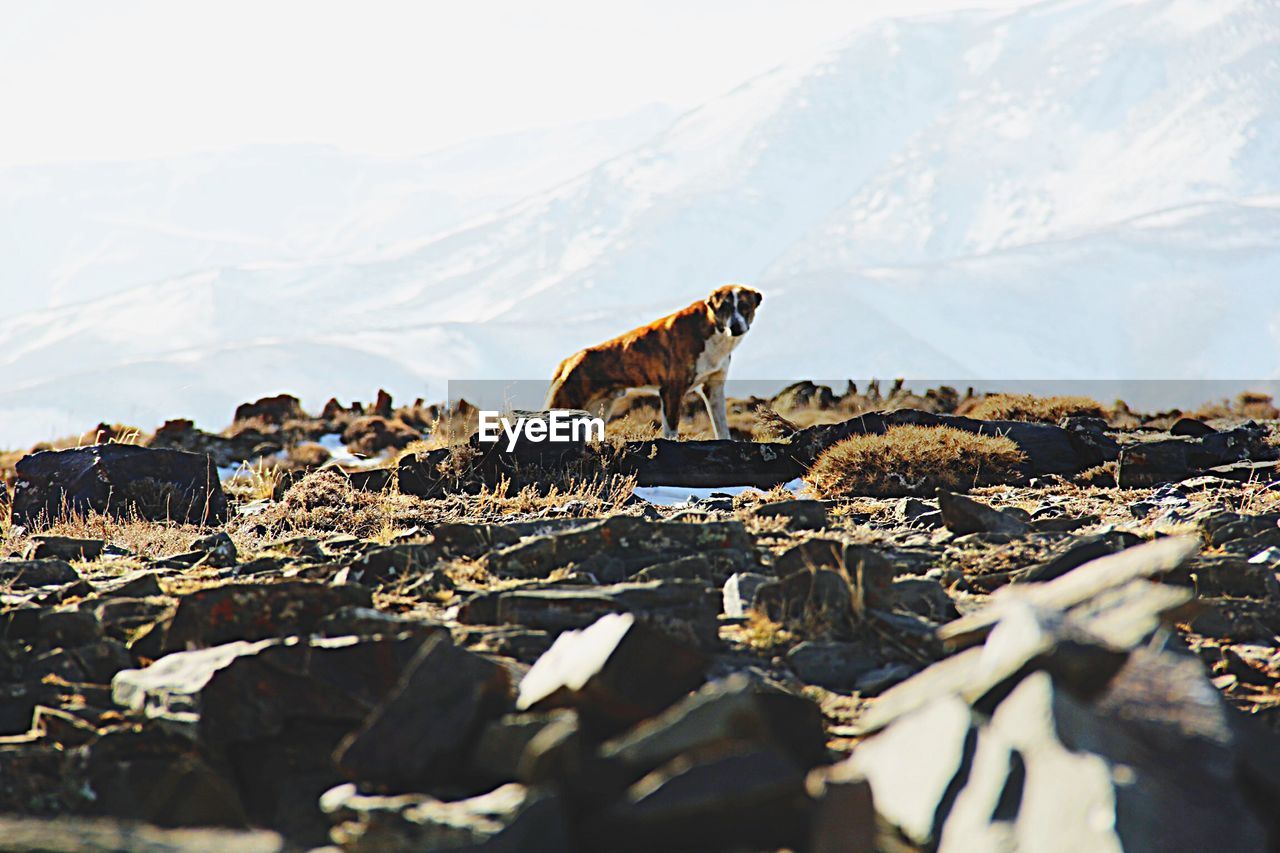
[729,319,749,336]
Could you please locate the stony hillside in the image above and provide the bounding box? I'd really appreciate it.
[1,386,1280,848]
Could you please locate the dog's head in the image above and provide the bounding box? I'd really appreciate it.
[707,285,762,337]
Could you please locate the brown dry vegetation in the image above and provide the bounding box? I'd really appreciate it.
[807,425,1027,498]
[1,508,267,562]
[470,473,637,518]
[1190,392,1280,422]
[958,393,1108,422]
[249,469,436,538]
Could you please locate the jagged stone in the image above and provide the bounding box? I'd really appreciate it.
[31,638,132,684]
[112,634,427,840]
[938,491,1031,536]
[465,710,577,787]
[80,725,250,830]
[458,579,720,649]
[342,543,445,585]
[188,532,238,568]
[631,551,753,585]
[1017,531,1142,584]
[94,596,174,645]
[849,695,976,846]
[599,673,829,776]
[315,606,447,640]
[112,635,423,743]
[939,536,1200,649]
[806,760,876,853]
[753,568,860,638]
[85,570,165,600]
[891,577,958,622]
[1117,423,1273,487]
[516,613,707,738]
[482,515,753,583]
[334,635,512,790]
[769,539,896,610]
[895,496,943,529]
[0,816,281,853]
[751,499,828,530]
[1171,416,1216,437]
[137,580,373,655]
[721,571,771,618]
[454,625,556,664]
[590,747,812,852]
[25,535,105,562]
[0,559,81,588]
[321,782,570,853]
[786,641,881,691]
[11,444,226,527]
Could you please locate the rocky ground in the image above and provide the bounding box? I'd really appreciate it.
[2,386,1280,851]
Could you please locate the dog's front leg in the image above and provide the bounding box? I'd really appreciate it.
[702,372,730,440]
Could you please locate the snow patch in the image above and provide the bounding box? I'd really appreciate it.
[633,478,805,506]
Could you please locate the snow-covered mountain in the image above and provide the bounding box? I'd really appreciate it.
[1,104,677,315]
[3,0,1279,447]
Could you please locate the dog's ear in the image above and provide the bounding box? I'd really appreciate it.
[745,288,762,308]
[707,287,731,311]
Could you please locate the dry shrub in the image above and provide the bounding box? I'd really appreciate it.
[287,442,331,470]
[807,425,1026,498]
[1237,392,1279,420]
[1192,392,1280,422]
[960,393,1107,423]
[737,610,797,652]
[0,448,22,491]
[263,469,432,537]
[607,407,662,440]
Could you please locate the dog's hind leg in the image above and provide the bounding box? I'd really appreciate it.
[658,384,684,440]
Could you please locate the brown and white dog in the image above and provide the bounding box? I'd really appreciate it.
[545,285,762,440]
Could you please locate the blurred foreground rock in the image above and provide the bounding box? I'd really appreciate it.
[849,536,1280,850]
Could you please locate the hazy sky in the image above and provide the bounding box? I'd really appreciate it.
[2,1,1035,165]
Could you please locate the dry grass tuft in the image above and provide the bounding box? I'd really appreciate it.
[807,425,1026,498]
[738,610,797,652]
[3,509,265,562]
[257,468,434,538]
[1074,462,1118,487]
[959,393,1107,423]
[471,473,638,518]
[754,408,802,441]
[222,459,286,502]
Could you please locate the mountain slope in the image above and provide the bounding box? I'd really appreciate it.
[0,104,676,316]
[2,0,1278,446]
